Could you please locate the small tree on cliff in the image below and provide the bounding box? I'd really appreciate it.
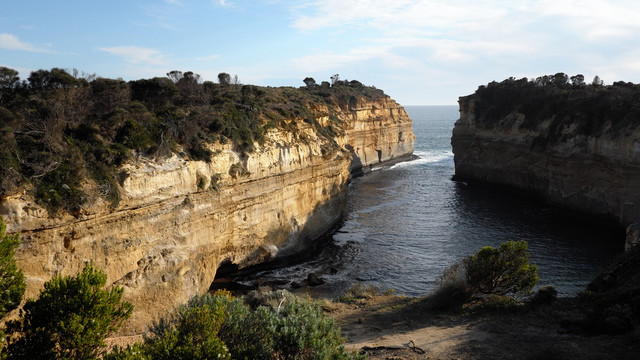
[218,72,231,85]
[465,240,539,297]
[430,240,539,309]
[303,77,316,87]
[5,264,133,360]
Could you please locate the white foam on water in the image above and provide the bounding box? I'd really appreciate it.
[389,150,453,169]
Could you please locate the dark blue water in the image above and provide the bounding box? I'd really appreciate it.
[240,106,623,297]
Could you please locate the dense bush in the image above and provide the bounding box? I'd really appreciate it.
[142,294,231,360]
[471,74,640,146]
[465,240,539,297]
[117,291,362,360]
[0,67,388,217]
[430,240,539,308]
[103,344,150,360]
[4,264,133,360]
[267,296,359,360]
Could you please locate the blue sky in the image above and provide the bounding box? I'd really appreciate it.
[2,0,639,105]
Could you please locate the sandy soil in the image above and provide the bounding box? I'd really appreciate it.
[326,294,640,360]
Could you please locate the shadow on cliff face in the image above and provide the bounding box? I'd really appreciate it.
[210,183,348,294]
[345,144,364,176]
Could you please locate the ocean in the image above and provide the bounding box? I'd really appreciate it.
[237,105,623,297]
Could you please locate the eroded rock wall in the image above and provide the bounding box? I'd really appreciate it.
[1,96,413,333]
[452,95,640,226]
[337,96,415,171]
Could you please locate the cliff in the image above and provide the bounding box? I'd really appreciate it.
[451,77,640,230]
[0,79,414,333]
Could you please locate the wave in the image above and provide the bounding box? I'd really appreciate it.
[390,150,453,169]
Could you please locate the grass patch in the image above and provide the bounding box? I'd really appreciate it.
[338,283,380,305]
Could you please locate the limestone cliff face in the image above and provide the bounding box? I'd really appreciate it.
[452,95,640,227]
[336,96,415,171]
[1,96,413,333]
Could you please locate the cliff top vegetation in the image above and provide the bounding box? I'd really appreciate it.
[0,67,387,216]
[467,73,640,148]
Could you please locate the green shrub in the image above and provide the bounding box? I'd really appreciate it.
[0,217,26,359]
[140,291,362,360]
[338,283,379,304]
[143,294,231,360]
[268,296,360,360]
[426,262,472,310]
[208,292,274,359]
[429,241,538,308]
[196,175,206,190]
[209,173,222,192]
[465,240,539,297]
[103,344,150,360]
[5,264,133,360]
[34,160,87,216]
[0,217,25,319]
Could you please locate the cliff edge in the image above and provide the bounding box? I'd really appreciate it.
[451,76,640,230]
[0,72,414,333]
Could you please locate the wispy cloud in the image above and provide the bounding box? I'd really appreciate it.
[291,0,516,32]
[0,33,49,52]
[195,54,220,61]
[284,0,640,103]
[138,0,187,30]
[98,46,169,66]
[216,0,232,7]
[537,0,640,41]
[289,0,640,75]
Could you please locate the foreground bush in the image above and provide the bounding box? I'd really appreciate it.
[267,296,356,359]
[143,294,231,360]
[117,291,363,360]
[5,264,133,360]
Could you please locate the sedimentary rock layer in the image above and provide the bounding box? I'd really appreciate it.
[452,95,640,227]
[1,96,414,333]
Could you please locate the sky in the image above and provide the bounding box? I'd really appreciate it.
[1,1,640,105]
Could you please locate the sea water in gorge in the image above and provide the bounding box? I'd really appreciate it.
[237,105,623,297]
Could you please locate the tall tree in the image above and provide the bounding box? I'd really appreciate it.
[218,72,231,85]
[593,75,604,86]
[330,74,340,85]
[0,67,20,89]
[167,70,183,83]
[570,74,585,86]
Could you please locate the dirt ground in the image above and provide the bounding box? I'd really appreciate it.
[326,294,640,360]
